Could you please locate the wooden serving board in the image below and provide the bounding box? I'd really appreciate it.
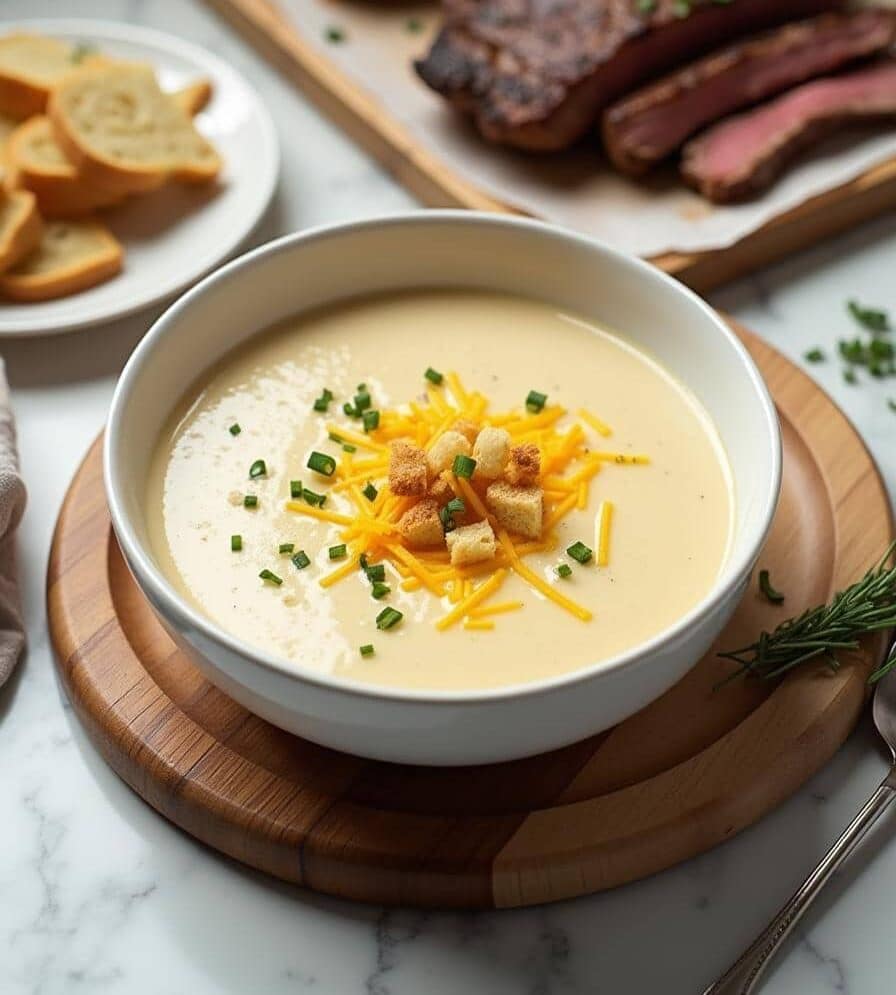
[47,324,894,909]
[204,0,896,293]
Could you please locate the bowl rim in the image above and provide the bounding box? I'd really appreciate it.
[105,210,782,705]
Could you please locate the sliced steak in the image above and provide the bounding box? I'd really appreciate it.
[681,59,896,203]
[415,0,845,151]
[603,9,895,175]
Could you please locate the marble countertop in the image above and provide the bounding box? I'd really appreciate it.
[2,1,896,993]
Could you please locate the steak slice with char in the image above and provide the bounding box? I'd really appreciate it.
[603,9,896,175]
[415,0,845,151]
[681,59,896,203]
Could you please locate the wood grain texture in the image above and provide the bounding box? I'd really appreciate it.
[46,324,894,909]
[202,0,896,294]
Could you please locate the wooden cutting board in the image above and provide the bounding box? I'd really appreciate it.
[203,0,896,293]
[47,324,894,909]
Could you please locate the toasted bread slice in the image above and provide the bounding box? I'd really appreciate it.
[171,78,213,117]
[49,65,221,194]
[0,189,42,273]
[6,116,125,218]
[0,218,122,301]
[0,34,106,118]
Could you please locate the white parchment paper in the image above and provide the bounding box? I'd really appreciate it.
[277,0,896,257]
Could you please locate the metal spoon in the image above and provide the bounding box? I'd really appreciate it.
[704,655,896,995]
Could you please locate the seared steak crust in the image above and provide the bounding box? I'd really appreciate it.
[415,0,845,150]
[603,9,896,174]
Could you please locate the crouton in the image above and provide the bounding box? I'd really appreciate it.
[505,443,541,486]
[427,470,455,505]
[446,520,496,566]
[398,499,444,548]
[452,418,480,445]
[486,481,543,540]
[389,440,428,496]
[426,430,471,476]
[472,426,510,479]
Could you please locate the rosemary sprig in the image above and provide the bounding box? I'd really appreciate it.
[720,542,896,685]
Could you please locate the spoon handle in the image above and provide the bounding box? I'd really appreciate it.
[703,770,896,995]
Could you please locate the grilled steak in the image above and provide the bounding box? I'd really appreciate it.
[681,59,896,202]
[415,0,845,151]
[603,9,896,175]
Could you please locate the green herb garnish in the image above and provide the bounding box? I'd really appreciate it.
[313,388,334,413]
[365,563,386,583]
[231,534,242,552]
[324,25,346,43]
[440,497,466,533]
[249,459,267,479]
[360,644,375,657]
[722,543,896,684]
[343,443,357,453]
[758,569,785,604]
[279,542,295,555]
[889,399,896,413]
[453,454,476,479]
[555,563,572,579]
[363,410,380,433]
[354,390,371,413]
[290,480,303,499]
[343,402,358,418]
[362,481,378,502]
[229,423,241,436]
[525,390,547,413]
[375,606,404,630]
[243,494,258,508]
[302,488,326,508]
[424,367,443,385]
[848,299,890,333]
[567,541,593,565]
[291,550,311,570]
[371,582,391,600]
[844,369,858,385]
[259,569,282,586]
[329,544,347,560]
[308,451,336,476]
[804,348,825,363]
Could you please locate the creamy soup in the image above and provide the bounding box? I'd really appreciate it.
[147,289,734,691]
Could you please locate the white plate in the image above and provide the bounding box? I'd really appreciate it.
[0,19,279,336]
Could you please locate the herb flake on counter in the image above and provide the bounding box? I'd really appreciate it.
[848,299,890,333]
[324,25,346,44]
[758,569,785,604]
[804,348,825,363]
[889,399,896,413]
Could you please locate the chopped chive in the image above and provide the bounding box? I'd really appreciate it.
[758,568,785,604]
[291,550,311,570]
[439,506,457,533]
[446,497,465,516]
[243,494,258,508]
[847,299,890,333]
[525,390,547,413]
[359,553,369,572]
[354,390,371,413]
[302,488,326,507]
[889,399,896,413]
[279,542,295,554]
[375,606,404,630]
[259,569,283,586]
[567,541,593,564]
[343,402,358,418]
[453,454,476,478]
[228,423,241,436]
[424,367,443,385]
[365,563,386,583]
[230,534,242,552]
[343,443,357,453]
[324,25,346,43]
[844,369,858,385]
[249,459,267,479]
[555,563,572,579]
[290,480,302,499]
[357,382,366,391]
[308,451,337,476]
[360,644,375,657]
[371,581,391,600]
[803,348,825,363]
[362,410,380,433]
[329,544,347,560]
[313,388,334,413]
[362,481,378,501]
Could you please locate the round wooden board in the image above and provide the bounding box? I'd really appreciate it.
[47,323,894,909]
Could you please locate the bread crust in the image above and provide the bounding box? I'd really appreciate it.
[0,189,42,273]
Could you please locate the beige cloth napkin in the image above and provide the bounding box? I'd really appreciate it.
[0,358,25,688]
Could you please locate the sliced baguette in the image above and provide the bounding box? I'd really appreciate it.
[0,188,42,273]
[0,218,123,301]
[6,116,125,218]
[48,66,221,194]
[0,34,106,118]
[171,78,213,117]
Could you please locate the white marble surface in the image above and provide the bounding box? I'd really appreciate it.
[2,1,896,993]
